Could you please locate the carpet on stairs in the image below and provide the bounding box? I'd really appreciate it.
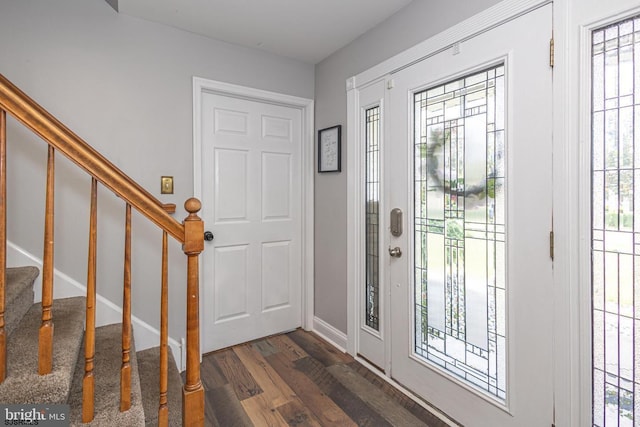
[5,266,38,337]
[0,296,85,404]
[137,346,183,426]
[68,323,145,426]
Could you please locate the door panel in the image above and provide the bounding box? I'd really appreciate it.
[201,92,302,352]
[387,5,553,425]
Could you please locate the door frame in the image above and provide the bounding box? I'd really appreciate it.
[192,77,315,353]
[346,0,553,420]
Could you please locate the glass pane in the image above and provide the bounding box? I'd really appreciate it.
[413,64,506,401]
[592,14,640,427]
[365,106,381,331]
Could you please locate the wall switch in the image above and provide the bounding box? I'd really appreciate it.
[161,176,174,194]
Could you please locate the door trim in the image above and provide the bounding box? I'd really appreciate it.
[192,77,315,351]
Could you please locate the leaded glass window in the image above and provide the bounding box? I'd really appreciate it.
[366,106,381,331]
[413,65,506,400]
[591,15,640,427]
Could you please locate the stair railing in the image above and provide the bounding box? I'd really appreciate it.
[0,74,205,426]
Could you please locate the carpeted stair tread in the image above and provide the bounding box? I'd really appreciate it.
[0,296,85,403]
[137,346,182,426]
[5,266,38,338]
[68,323,145,426]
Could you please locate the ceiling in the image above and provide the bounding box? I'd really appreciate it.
[111,0,414,64]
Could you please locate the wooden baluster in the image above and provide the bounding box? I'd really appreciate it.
[182,198,204,427]
[0,109,6,383]
[38,145,55,375]
[158,230,169,427]
[82,178,98,423]
[120,203,132,411]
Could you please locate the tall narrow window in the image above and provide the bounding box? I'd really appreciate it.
[366,106,381,331]
[591,15,639,427]
[414,65,506,400]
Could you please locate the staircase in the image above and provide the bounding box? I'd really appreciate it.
[0,73,206,426]
[0,267,183,425]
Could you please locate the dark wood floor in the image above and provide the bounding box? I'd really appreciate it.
[200,329,452,426]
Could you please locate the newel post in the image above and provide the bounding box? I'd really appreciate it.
[182,198,205,427]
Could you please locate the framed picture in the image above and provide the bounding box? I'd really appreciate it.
[318,125,341,173]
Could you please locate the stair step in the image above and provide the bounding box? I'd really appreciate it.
[68,323,145,426]
[0,296,85,403]
[137,346,183,426]
[5,266,38,337]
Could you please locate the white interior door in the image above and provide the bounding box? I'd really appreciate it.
[386,5,553,425]
[201,92,302,352]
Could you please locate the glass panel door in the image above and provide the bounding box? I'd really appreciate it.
[388,5,553,425]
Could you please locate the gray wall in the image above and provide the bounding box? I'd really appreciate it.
[314,0,502,333]
[0,0,314,343]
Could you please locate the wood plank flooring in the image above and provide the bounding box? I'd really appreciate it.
[200,329,452,427]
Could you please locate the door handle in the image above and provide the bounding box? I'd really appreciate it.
[204,231,214,242]
[388,246,402,258]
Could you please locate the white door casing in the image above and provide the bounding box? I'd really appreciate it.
[193,78,314,353]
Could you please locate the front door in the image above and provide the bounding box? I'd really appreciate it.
[386,5,554,425]
[200,91,303,352]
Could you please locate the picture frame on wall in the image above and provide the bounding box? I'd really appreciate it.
[318,125,341,173]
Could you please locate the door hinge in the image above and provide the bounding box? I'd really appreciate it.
[549,230,555,260]
[549,37,555,68]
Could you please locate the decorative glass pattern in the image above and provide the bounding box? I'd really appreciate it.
[591,15,640,427]
[366,106,381,331]
[413,65,506,400]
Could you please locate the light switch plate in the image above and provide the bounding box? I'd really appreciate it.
[161,176,174,194]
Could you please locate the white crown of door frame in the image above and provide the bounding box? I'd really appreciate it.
[192,77,315,352]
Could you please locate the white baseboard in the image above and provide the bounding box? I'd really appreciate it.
[312,316,347,352]
[7,240,185,370]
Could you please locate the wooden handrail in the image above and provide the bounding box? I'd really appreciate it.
[0,74,205,426]
[0,74,184,243]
